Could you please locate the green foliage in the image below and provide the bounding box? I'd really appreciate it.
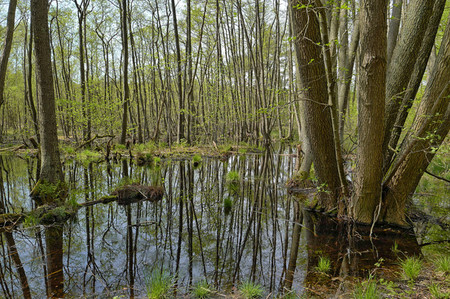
[60,144,76,155]
[153,156,161,166]
[192,154,202,168]
[238,280,264,299]
[400,256,423,281]
[428,283,447,298]
[134,141,157,153]
[434,256,450,273]
[226,171,240,183]
[192,280,214,298]
[76,149,102,162]
[146,270,174,299]
[315,256,331,274]
[353,278,379,299]
[223,197,233,214]
[114,144,127,151]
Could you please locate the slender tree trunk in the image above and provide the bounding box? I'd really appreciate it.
[120,0,130,144]
[387,0,402,65]
[171,0,184,143]
[0,0,18,110]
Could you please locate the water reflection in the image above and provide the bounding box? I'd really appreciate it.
[1,149,306,297]
[0,149,427,298]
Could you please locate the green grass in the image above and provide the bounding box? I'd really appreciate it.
[226,171,240,183]
[434,256,450,273]
[428,283,448,299]
[400,256,423,281]
[192,280,213,298]
[315,256,331,274]
[146,270,173,299]
[239,280,264,298]
[353,279,379,299]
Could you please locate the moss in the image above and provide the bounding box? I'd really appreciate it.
[30,180,68,205]
[26,201,78,226]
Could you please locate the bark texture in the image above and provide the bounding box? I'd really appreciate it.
[0,0,18,108]
[381,13,450,225]
[383,0,435,171]
[31,0,64,184]
[290,0,341,209]
[352,0,387,224]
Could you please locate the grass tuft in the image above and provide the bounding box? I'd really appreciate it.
[192,280,213,298]
[239,280,264,299]
[400,256,423,282]
[315,256,331,274]
[146,269,173,299]
[353,278,379,299]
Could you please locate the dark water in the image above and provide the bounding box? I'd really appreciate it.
[0,148,442,298]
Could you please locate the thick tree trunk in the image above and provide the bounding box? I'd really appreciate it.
[385,0,446,166]
[352,0,387,224]
[382,0,434,171]
[381,14,450,225]
[31,0,66,297]
[290,1,341,209]
[31,0,64,184]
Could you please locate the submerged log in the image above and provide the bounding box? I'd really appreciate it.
[112,184,164,205]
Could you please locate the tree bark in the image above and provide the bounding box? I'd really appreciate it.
[385,0,446,166]
[120,0,130,144]
[290,0,341,209]
[352,0,387,224]
[381,13,450,225]
[387,0,402,65]
[31,0,64,185]
[0,0,18,110]
[383,0,434,171]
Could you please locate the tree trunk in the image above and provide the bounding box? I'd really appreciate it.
[120,0,130,145]
[290,0,341,209]
[352,0,387,224]
[31,0,64,185]
[0,0,18,110]
[382,0,434,171]
[31,0,65,297]
[381,13,450,225]
[385,0,446,166]
[387,0,402,65]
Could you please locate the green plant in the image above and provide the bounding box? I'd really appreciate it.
[193,154,202,163]
[192,280,213,298]
[223,197,233,214]
[434,256,450,273]
[315,256,331,273]
[239,280,264,299]
[226,171,240,183]
[146,270,173,299]
[353,278,379,299]
[153,156,161,167]
[400,256,423,281]
[391,241,400,254]
[428,283,447,298]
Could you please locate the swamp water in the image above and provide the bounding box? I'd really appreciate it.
[0,149,446,298]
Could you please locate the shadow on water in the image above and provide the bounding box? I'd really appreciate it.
[0,147,439,298]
